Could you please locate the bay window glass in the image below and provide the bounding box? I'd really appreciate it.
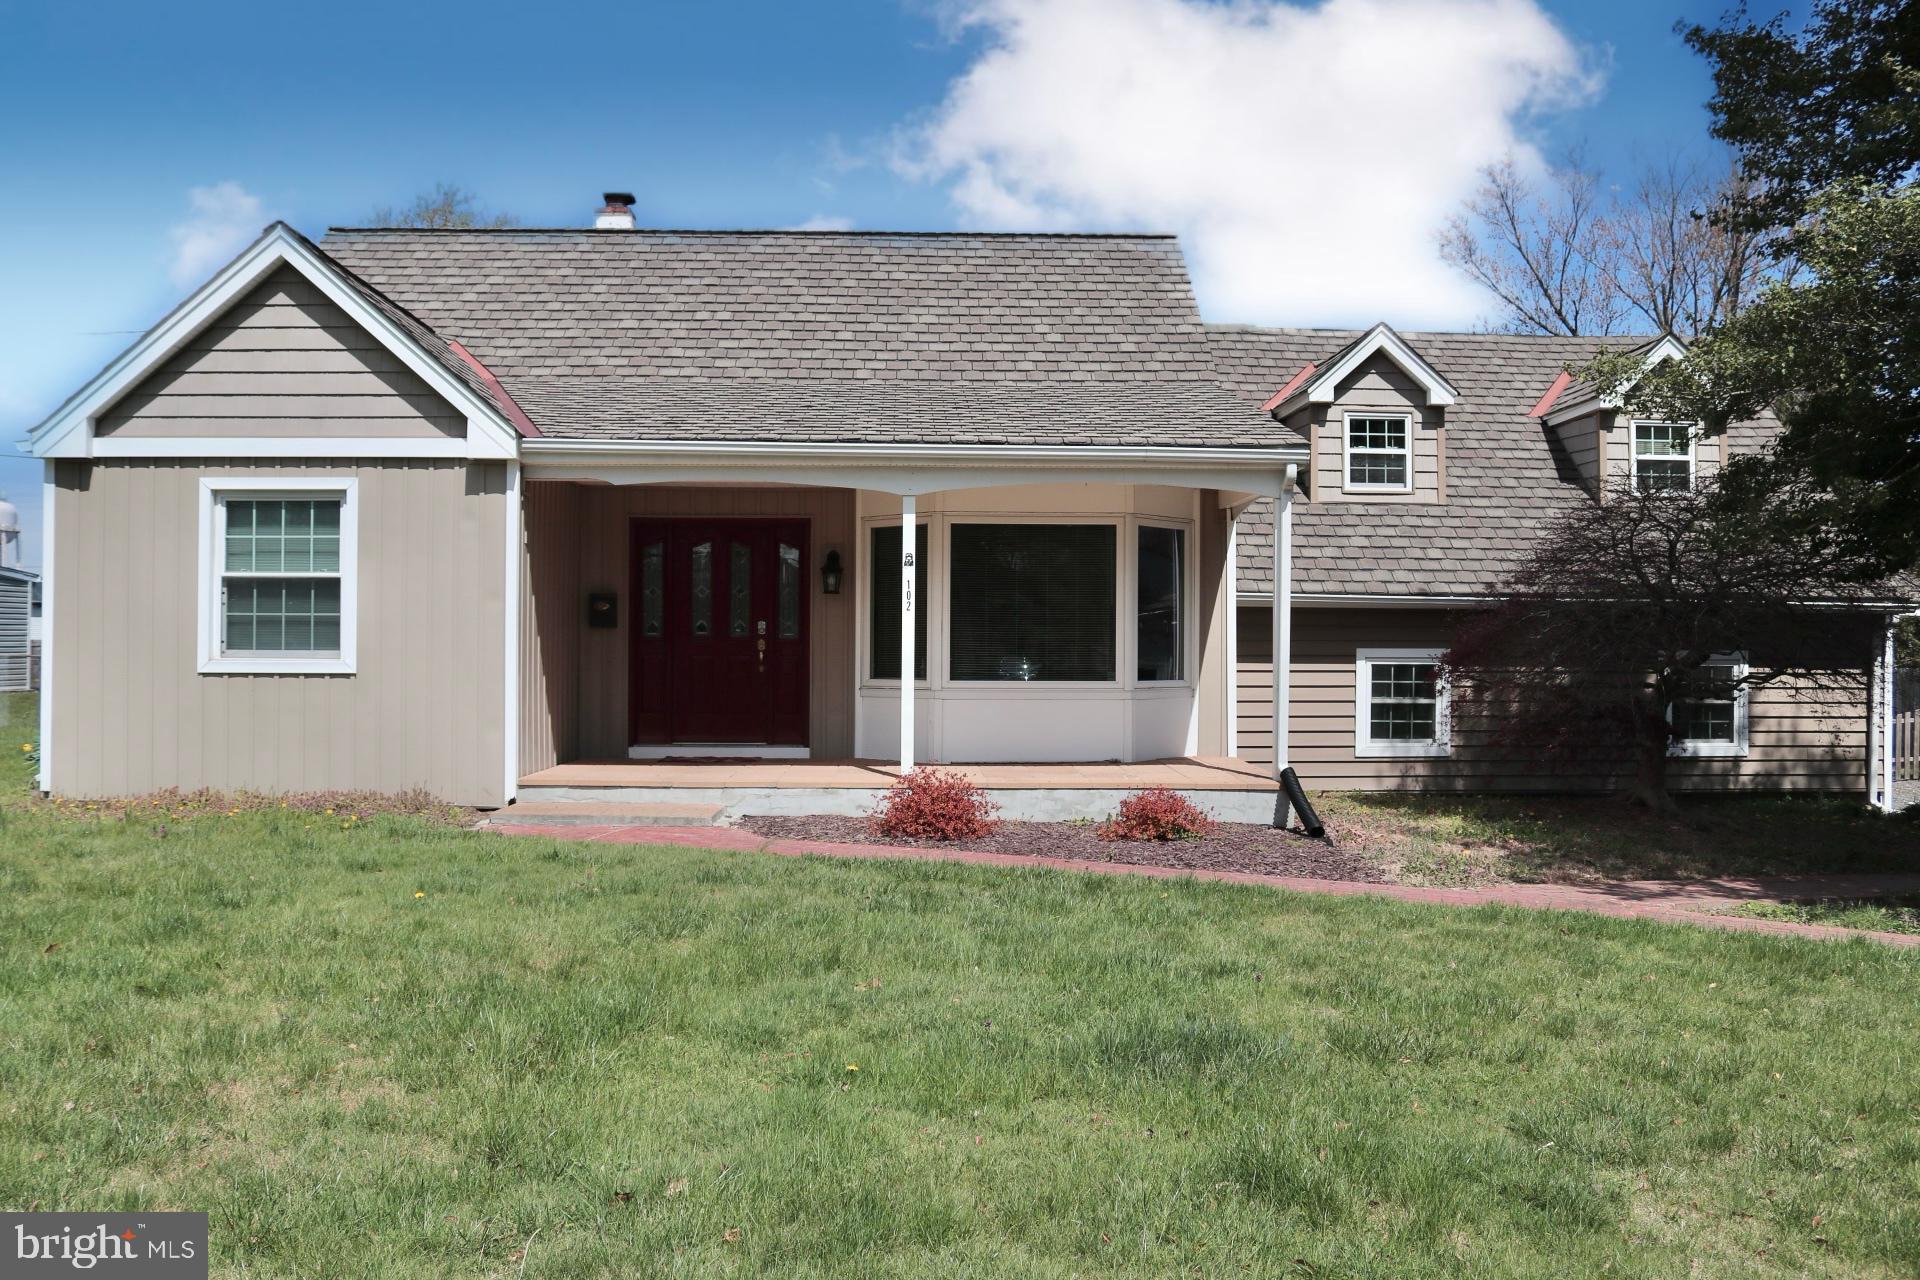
[1136,525,1184,681]
[950,523,1115,682]
[869,523,928,680]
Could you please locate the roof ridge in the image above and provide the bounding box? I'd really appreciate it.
[1206,322,1661,341]
[323,226,1181,240]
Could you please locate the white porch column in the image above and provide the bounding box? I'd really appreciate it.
[899,494,917,773]
[1273,464,1296,779]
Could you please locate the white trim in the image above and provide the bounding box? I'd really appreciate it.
[1224,513,1239,758]
[1354,646,1451,758]
[1275,466,1296,776]
[1272,322,1458,417]
[899,493,917,772]
[30,223,520,461]
[1630,420,1697,492]
[502,460,522,805]
[90,436,483,460]
[1544,335,1690,426]
[197,477,359,675]
[1667,652,1750,758]
[36,464,54,791]
[1341,411,1415,494]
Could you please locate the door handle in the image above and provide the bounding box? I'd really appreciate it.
[757,636,767,672]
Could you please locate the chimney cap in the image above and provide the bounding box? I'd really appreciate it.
[601,192,635,208]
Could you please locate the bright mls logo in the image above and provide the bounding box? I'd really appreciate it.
[4,1214,206,1277]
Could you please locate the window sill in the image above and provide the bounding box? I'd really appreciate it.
[200,656,355,676]
[1343,485,1415,495]
[1355,742,1451,759]
[1669,742,1747,759]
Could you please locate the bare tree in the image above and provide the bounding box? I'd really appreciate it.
[1439,155,1624,336]
[368,182,517,229]
[1440,152,1782,337]
[1441,472,1882,811]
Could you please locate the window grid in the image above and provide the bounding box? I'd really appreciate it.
[1368,662,1440,742]
[1676,663,1739,744]
[220,498,344,657]
[1634,422,1693,492]
[1347,414,1411,489]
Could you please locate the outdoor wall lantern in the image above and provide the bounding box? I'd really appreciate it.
[820,549,844,595]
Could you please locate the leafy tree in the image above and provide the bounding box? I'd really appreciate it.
[368,182,517,229]
[1442,473,1885,811]
[1684,0,1920,236]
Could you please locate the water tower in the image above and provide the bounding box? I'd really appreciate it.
[0,495,18,569]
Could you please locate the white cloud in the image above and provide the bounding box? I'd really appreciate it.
[167,182,265,287]
[901,0,1598,326]
[789,214,857,231]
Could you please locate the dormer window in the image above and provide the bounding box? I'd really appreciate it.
[1632,421,1694,492]
[1345,413,1412,491]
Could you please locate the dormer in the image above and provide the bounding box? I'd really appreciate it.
[1533,336,1725,499]
[1262,323,1457,504]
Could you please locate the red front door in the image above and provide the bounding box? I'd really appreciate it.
[630,519,809,747]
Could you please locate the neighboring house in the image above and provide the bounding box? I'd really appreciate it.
[0,566,37,693]
[25,197,1909,811]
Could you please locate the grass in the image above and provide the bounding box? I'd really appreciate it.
[1318,791,1920,886]
[1725,896,1920,937]
[2,699,1919,1275]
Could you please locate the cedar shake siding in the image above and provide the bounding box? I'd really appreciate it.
[97,267,464,440]
[1236,608,1873,794]
[50,459,508,805]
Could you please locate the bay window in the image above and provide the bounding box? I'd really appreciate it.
[1136,525,1184,681]
[949,523,1115,682]
[869,522,928,681]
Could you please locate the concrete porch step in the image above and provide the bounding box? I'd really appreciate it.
[487,800,727,828]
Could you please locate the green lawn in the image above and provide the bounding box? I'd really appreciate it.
[1727,896,1920,937]
[1,710,1917,1276]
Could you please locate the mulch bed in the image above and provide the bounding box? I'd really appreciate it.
[735,815,1390,882]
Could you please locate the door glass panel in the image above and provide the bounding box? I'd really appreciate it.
[777,541,801,639]
[729,541,752,637]
[690,541,712,636]
[640,540,664,637]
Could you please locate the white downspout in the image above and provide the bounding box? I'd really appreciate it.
[1882,616,1900,812]
[1273,465,1296,779]
[899,494,916,774]
[1225,509,1239,758]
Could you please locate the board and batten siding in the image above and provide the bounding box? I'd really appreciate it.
[96,266,463,440]
[50,459,508,805]
[1236,606,1872,793]
[563,484,857,760]
[0,573,31,692]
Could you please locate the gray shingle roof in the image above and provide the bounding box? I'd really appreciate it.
[316,228,1276,448]
[1212,326,1647,596]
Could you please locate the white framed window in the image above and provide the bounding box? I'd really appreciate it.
[1669,652,1749,757]
[1344,413,1413,492]
[198,477,357,674]
[1632,421,1695,492]
[1355,647,1450,757]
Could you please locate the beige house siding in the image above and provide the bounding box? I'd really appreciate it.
[1235,606,1871,793]
[1301,354,1444,504]
[1549,411,1604,494]
[98,267,464,439]
[565,484,857,760]
[50,459,508,805]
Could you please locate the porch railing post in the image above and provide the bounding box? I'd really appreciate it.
[899,494,917,774]
[1273,464,1296,781]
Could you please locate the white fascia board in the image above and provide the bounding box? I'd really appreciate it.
[1301,323,1458,409]
[520,438,1309,497]
[1238,591,1486,609]
[30,223,520,461]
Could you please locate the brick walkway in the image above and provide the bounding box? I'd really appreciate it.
[487,823,1920,948]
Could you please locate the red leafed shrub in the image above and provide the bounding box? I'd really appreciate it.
[870,768,1000,842]
[1099,788,1217,841]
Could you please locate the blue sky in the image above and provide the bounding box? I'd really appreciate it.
[0,0,1751,569]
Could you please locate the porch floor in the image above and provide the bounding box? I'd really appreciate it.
[518,757,1278,792]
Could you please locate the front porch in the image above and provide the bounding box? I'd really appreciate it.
[517,755,1282,822]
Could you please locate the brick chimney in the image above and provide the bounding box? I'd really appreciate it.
[594,192,636,230]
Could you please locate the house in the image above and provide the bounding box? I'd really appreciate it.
[26,196,1909,815]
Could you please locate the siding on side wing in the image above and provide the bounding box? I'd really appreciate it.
[50,459,507,805]
[568,484,857,759]
[1235,606,1871,794]
[97,267,464,439]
